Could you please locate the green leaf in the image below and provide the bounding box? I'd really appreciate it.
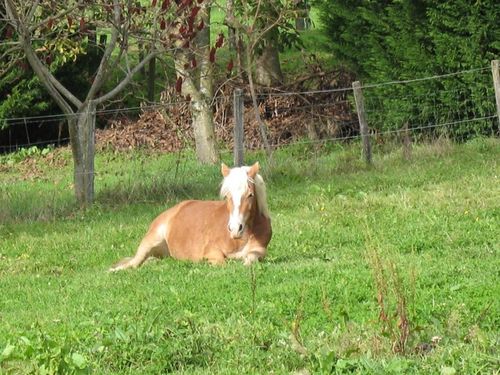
[71,352,87,369]
[441,366,456,375]
[1,343,15,359]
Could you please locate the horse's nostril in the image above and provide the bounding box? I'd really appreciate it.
[238,224,243,233]
[228,224,231,232]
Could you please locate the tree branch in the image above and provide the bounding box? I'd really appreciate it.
[94,50,159,104]
[5,0,82,109]
[85,0,122,101]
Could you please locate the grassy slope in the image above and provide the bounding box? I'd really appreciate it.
[0,139,499,374]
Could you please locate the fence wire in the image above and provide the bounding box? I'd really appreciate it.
[1,65,498,154]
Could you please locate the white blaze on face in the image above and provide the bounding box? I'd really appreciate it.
[228,189,244,237]
[223,167,250,239]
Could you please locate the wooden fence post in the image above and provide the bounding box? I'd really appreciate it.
[352,81,372,164]
[492,60,500,127]
[233,88,244,167]
[402,122,412,161]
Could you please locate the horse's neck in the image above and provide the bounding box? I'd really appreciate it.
[250,196,266,227]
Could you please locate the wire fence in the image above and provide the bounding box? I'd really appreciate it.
[1,64,498,162]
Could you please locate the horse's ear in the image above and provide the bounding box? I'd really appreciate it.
[248,161,260,178]
[221,163,230,177]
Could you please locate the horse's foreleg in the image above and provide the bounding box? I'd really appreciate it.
[205,249,226,265]
[243,248,267,266]
[109,229,168,272]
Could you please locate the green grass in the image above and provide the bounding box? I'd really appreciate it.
[0,139,499,374]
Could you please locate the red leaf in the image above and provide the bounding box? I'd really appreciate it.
[197,20,204,31]
[215,33,224,48]
[191,57,197,68]
[179,25,187,35]
[79,18,86,33]
[152,0,157,6]
[190,6,200,18]
[187,17,194,33]
[47,18,53,30]
[175,76,183,93]
[161,0,170,10]
[209,47,216,63]
[182,40,190,48]
[227,59,233,72]
[160,19,166,30]
[67,16,73,29]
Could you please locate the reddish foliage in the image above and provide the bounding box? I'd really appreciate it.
[152,0,157,6]
[190,6,200,18]
[79,18,86,33]
[209,47,216,63]
[67,16,73,29]
[161,0,170,10]
[160,19,166,30]
[215,33,224,48]
[227,59,234,72]
[197,20,204,30]
[175,76,183,92]
[47,18,53,30]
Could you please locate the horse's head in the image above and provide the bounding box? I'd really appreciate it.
[220,162,260,239]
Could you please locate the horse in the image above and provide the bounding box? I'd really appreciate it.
[109,162,272,271]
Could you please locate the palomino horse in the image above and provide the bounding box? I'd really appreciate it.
[109,162,271,271]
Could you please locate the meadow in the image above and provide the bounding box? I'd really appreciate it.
[0,138,498,374]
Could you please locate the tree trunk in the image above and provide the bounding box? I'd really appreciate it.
[69,101,96,206]
[254,30,284,87]
[174,2,218,164]
[147,55,156,102]
[191,100,218,164]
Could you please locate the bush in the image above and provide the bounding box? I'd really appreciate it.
[315,0,499,139]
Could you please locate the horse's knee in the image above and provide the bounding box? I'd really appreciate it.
[244,250,266,265]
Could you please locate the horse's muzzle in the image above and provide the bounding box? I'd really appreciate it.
[228,223,244,239]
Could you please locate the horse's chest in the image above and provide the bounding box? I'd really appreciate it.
[225,238,251,260]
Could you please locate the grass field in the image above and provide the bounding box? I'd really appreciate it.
[0,138,499,374]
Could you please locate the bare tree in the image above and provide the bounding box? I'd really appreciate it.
[3,0,207,205]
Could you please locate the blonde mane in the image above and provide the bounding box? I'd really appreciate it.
[220,166,270,218]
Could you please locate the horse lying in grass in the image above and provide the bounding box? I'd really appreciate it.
[109,162,272,271]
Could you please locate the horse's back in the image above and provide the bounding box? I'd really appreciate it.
[157,200,228,261]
